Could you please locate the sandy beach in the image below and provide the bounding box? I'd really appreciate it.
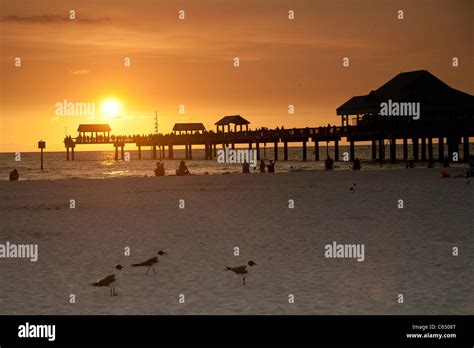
[0,168,472,315]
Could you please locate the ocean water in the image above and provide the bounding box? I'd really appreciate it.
[1,144,471,180]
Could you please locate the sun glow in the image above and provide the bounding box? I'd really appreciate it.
[102,99,121,118]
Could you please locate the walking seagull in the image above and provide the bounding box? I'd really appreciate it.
[90,265,123,296]
[131,250,167,275]
[225,260,257,285]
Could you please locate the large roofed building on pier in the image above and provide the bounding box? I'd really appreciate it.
[336,70,474,163]
[337,70,474,127]
[215,115,250,132]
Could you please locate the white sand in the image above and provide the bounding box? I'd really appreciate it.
[0,169,472,314]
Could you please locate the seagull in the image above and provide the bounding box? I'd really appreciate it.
[225,260,257,285]
[349,183,356,191]
[131,250,167,275]
[90,265,123,296]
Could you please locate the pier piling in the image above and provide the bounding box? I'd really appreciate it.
[428,138,433,161]
[463,136,470,162]
[413,137,419,162]
[378,138,384,162]
[349,140,355,161]
[403,138,408,161]
[314,141,319,161]
[274,141,278,161]
[438,137,444,162]
[421,138,426,161]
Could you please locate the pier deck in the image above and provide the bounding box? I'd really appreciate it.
[64,124,473,163]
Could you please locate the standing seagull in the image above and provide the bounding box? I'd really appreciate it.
[131,250,167,275]
[90,265,123,296]
[225,260,257,285]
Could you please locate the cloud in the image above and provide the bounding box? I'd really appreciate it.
[113,115,135,120]
[0,15,109,24]
[71,69,91,75]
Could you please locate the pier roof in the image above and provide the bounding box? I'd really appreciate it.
[77,124,111,132]
[172,123,206,131]
[337,70,474,115]
[215,115,250,126]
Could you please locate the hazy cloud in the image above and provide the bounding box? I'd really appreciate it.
[0,15,109,24]
[71,69,91,75]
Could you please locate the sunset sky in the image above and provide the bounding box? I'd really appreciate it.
[1,0,472,151]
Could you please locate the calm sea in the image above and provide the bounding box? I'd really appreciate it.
[1,144,471,181]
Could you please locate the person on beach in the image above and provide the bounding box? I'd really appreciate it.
[154,162,165,176]
[267,160,275,173]
[443,155,450,168]
[9,168,19,181]
[177,161,191,176]
[352,158,361,170]
[325,157,334,171]
[259,160,266,173]
[242,161,250,174]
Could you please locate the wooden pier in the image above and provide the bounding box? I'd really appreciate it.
[64,71,473,163]
[64,123,473,163]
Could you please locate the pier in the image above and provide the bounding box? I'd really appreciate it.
[64,71,473,163]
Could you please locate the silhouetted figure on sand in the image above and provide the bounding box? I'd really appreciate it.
[259,160,266,173]
[9,169,19,181]
[177,161,191,176]
[443,156,450,168]
[154,162,165,176]
[242,161,250,174]
[325,157,334,171]
[352,158,361,170]
[267,160,275,173]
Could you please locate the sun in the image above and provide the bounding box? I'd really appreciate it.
[102,99,121,118]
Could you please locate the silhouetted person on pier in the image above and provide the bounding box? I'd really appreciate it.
[177,161,191,176]
[443,155,450,168]
[325,157,334,171]
[259,160,266,173]
[9,168,19,181]
[352,158,361,170]
[242,161,250,174]
[267,160,275,173]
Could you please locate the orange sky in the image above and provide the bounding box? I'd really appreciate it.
[1,0,473,151]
